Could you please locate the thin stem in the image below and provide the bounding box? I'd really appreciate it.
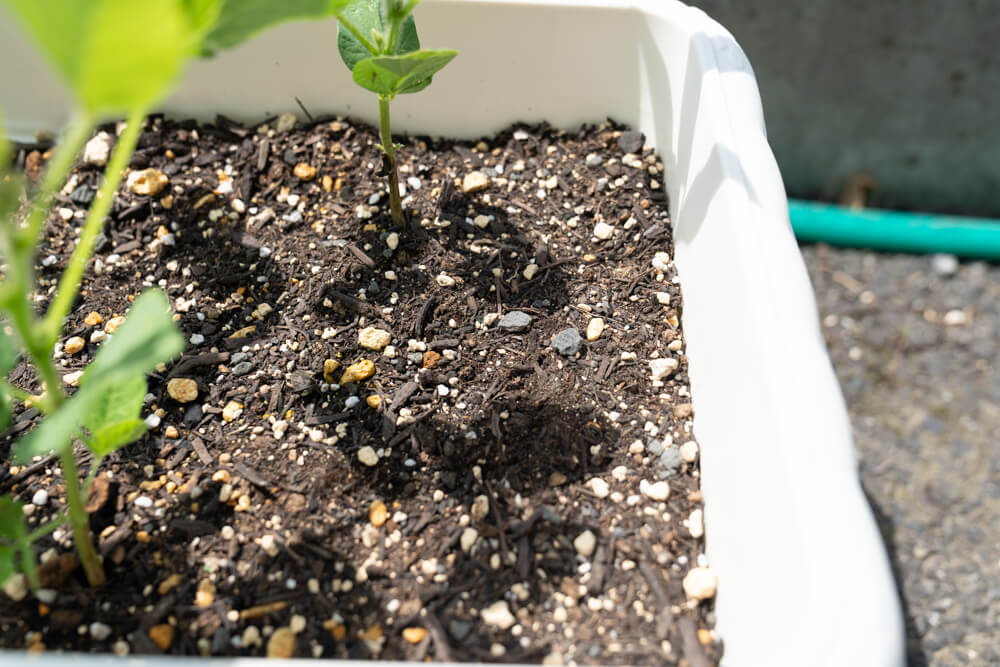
[336,13,380,56]
[0,381,35,403]
[378,96,403,226]
[19,542,40,590]
[22,510,70,588]
[59,448,105,587]
[81,454,103,498]
[42,108,145,344]
[18,110,95,251]
[26,513,68,543]
[3,297,64,413]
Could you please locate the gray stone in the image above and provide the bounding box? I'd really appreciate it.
[659,446,684,477]
[231,361,253,376]
[617,130,644,154]
[448,620,473,641]
[551,328,582,356]
[498,310,532,333]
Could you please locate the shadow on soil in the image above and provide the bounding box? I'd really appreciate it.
[863,485,928,667]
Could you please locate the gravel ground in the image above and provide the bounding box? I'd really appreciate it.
[800,244,999,667]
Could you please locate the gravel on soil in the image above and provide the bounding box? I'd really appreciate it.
[801,244,1000,667]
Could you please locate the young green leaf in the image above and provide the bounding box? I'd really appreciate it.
[0,497,26,585]
[201,0,350,55]
[82,374,147,457]
[13,290,183,463]
[81,290,185,387]
[87,419,148,459]
[352,49,456,98]
[3,0,223,114]
[13,381,96,462]
[337,0,419,71]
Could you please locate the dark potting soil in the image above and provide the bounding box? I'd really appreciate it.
[1,115,717,665]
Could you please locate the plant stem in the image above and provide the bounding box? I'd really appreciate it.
[19,542,40,590]
[18,110,95,251]
[2,294,64,414]
[26,514,67,543]
[59,448,105,587]
[43,108,145,344]
[19,512,68,589]
[378,97,403,226]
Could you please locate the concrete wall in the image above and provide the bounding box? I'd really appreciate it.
[689,0,1000,216]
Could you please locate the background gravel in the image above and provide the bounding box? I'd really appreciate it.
[800,244,999,667]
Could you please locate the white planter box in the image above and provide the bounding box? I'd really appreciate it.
[0,1,903,665]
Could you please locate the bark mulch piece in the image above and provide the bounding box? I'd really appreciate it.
[1,115,718,664]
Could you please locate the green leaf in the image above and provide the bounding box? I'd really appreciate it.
[337,0,419,71]
[4,0,223,114]
[13,290,183,463]
[13,383,92,462]
[82,290,184,387]
[352,49,456,98]
[201,0,349,55]
[83,374,147,457]
[87,419,148,458]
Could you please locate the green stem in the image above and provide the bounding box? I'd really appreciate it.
[18,542,40,590]
[18,110,95,251]
[378,97,403,226]
[81,455,103,498]
[1,381,35,404]
[59,448,105,587]
[336,13,379,56]
[26,513,67,543]
[2,294,64,413]
[42,108,145,344]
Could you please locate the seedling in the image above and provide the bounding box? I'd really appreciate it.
[336,0,457,226]
[203,0,457,227]
[0,0,230,588]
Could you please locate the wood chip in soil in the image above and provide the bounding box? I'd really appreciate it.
[1,115,719,665]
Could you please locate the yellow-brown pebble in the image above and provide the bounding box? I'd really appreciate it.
[369,499,387,527]
[158,573,183,595]
[84,311,103,326]
[267,627,296,658]
[323,359,341,384]
[149,624,174,651]
[366,395,381,408]
[222,401,243,422]
[164,425,179,439]
[104,315,125,333]
[195,579,216,607]
[64,336,85,355]
[293,163,317,181]
[127,168,169,196]
[402,627,427,644]
[166,378,198,403]
[462,171,489,193]
[340,359,374,385]
[422,351,441,368]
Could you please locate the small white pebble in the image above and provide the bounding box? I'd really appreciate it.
[573,530,596,557]
[357,446,379,466]
[588,478,610,499]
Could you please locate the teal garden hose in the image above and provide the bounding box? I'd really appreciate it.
[789,199,1000,260]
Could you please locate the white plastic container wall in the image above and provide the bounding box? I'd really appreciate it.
[0,1,904,665]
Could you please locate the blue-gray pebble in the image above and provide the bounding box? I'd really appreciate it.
[552,327,583,356]
[499,310,532,333]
